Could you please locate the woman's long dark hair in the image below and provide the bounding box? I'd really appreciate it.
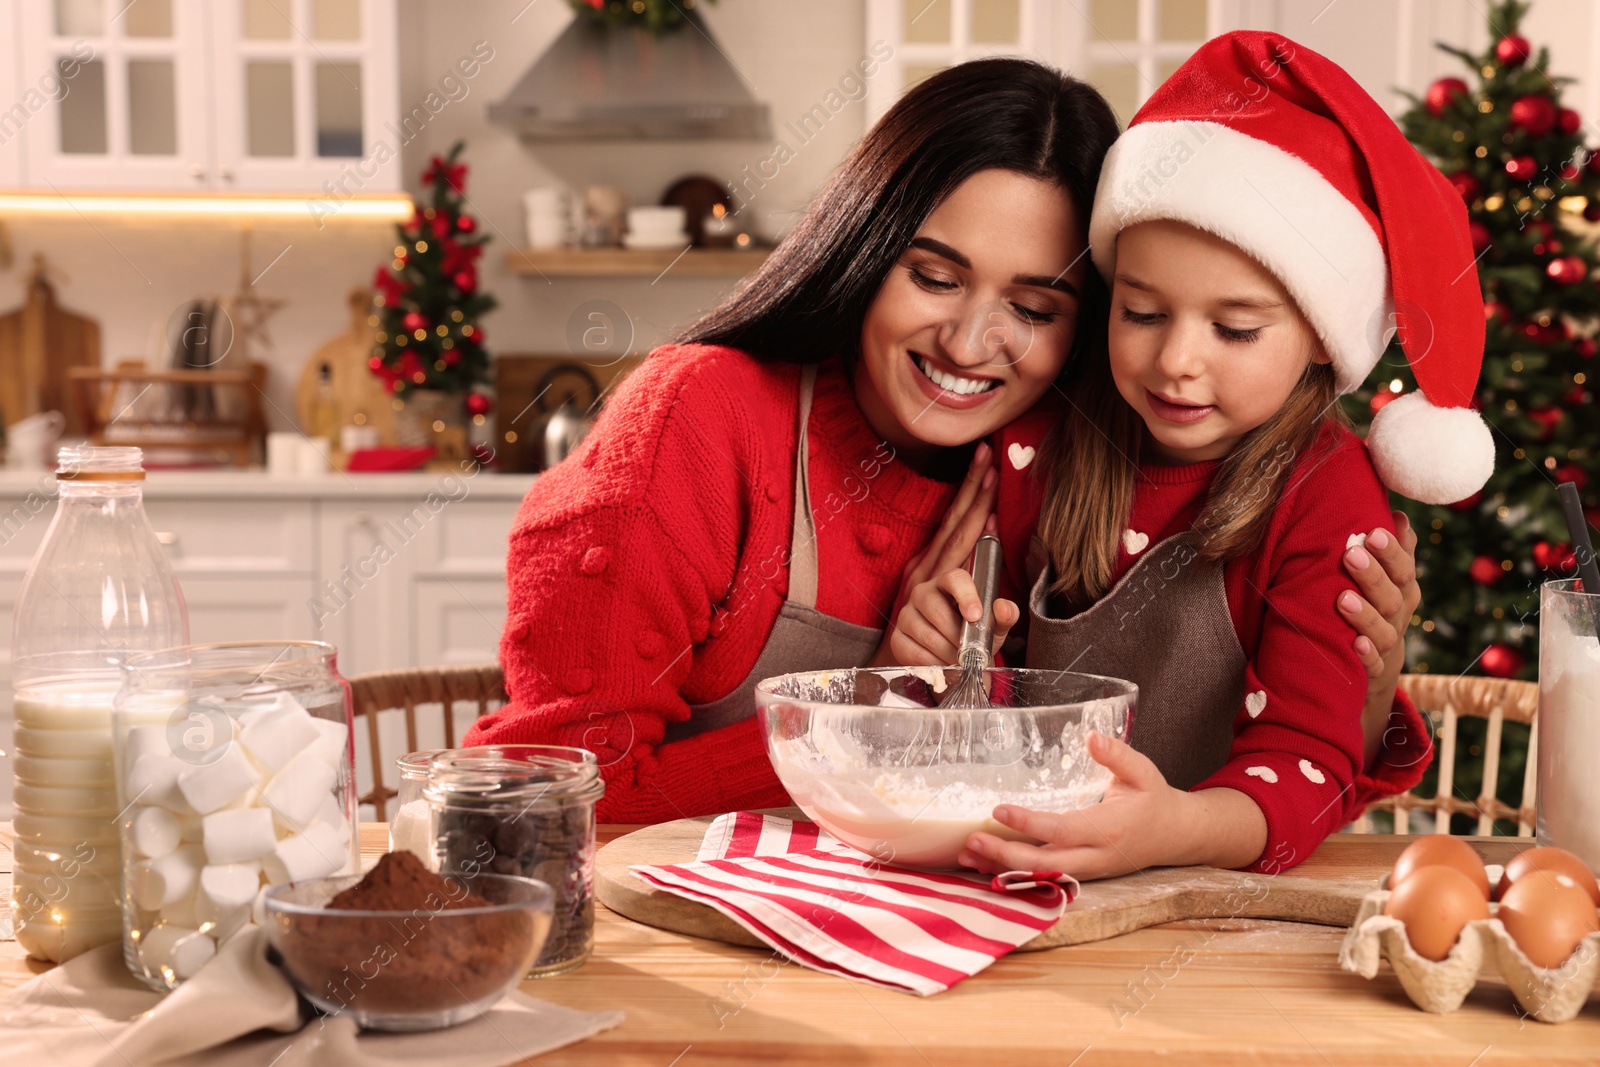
[676,58,1121,365]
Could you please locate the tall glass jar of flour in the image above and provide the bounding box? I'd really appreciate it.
[1538,578,1600,868]
[10,446,189,962]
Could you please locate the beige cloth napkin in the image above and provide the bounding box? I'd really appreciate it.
[0,928,624,1066]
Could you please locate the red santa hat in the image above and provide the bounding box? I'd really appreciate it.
[1087,31,1494,505]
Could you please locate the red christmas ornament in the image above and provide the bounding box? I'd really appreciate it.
[1576,337,1598,357]
[1469,221,1492,252]
[452,269,476,292]
[443,350,462,367]
[1449,171,1481,202]
[1369,390,1400,415]
[1480,643,1526,678]
[1449,491,1483,512]
[1496,34,1532,67]
[1484,300,1512,324]
[465,325,485,345]
[1527,219,1553,241]
[1426,77,1470,117]
[1510,94,1557,137]
[457,216,476,234]
[402,311,427,334]
[1566,386,1589,404]
[1559,108,1583,136]
[465,393,493,417]
[1528,406,1564,438]
[1586,203,1600,222]
[1589,152,1600,178]
[1558,464,1589,489]
[1520,319,1568,345]
[1469,555,1502,585]
[1560,162,1581,181]
[1548,255,1588,285]
[1534,541,1573,569]
[1506,155,1539,182]
[367,355,385,372]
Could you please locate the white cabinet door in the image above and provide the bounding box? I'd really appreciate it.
[17,0,212,189]
[315,499,421,679]
[180,576,319,642]
[412,578,505,669]
[0,0,24,187]
[210,0,399,192]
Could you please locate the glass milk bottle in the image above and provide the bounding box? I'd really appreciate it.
[10,446,188,961]
[1538,578,1600,867]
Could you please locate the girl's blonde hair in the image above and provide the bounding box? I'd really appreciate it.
[1037,327,1346,607]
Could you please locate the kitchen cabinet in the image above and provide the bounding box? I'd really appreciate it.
[0,468,534,820]
[0,0,23,187]
[12,0,398,191]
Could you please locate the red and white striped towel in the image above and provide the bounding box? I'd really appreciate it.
[629,811,1078,996]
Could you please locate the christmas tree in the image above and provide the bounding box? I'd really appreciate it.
[1344,0,1598,830]
[369,141,496,415]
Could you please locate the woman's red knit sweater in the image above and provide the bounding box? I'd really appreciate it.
[464,345,959,822]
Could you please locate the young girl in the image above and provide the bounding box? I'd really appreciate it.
[892,32,1493,876]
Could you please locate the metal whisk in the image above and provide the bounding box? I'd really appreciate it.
[937,535,1002,709]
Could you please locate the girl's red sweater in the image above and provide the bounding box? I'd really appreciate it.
[464,345,959,822]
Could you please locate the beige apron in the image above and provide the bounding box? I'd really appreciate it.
[664,365,884,742]
[1024,532,1247,790]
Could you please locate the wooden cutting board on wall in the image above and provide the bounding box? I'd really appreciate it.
[596,809,1532,952]
[294,287,395,443]
[0,258,101,434]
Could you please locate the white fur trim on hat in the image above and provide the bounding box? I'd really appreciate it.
[1089,121,1390,394]
[1366,391,1495,504]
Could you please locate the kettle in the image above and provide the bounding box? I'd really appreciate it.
[541,402,594,468]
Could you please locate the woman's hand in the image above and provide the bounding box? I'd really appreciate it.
[869,443,1000,667]
[957,733,1266,880]
[1335,512,1421,767]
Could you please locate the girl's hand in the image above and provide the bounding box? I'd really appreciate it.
[1336,513,1421,767]
[870,443,998,667]
[887,561,1020,666]
[957,733,1198,880]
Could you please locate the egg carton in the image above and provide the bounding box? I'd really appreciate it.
[1339,874,1600,1023]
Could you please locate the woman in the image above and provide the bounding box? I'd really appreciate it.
[464,58,1419,823]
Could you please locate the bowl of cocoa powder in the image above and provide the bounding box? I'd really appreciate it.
[263,850,554,1031]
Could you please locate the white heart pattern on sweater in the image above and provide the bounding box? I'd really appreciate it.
[1122,529,1149,555]
[1245,690,1267,718]
[1346,532,1368,551]
[1299,759,1326,785]
[1246,765,1278,784]
[1008,443,1035,471]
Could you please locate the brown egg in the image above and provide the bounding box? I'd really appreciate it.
[1384,865,1492,961]
[1390,834,1490,899]
[1498,847,1600,905]
[1499,870,1600,969]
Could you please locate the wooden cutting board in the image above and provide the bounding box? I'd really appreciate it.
[597,808,1403,952]
[0,258,100,434]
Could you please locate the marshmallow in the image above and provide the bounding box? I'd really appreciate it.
[130,807,181,858]
[389,800,436,867]
[262,821,346,884]
[177,743,261,815]
[138,923,216,982]
[201,808,278,864]
[123,724,175,770]
[197,863,260,941]
[131,844,204,910]
[260,747,339,832]
[305,716,350,769]
[126,755,188,812]
[237,695,321,773]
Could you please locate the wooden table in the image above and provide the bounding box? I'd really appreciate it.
[3,824,1597,1065]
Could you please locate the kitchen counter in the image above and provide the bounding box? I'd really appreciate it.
[2,825,1589,1065]
[0,467,537,501]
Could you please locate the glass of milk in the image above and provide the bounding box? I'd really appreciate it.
[1538,578,1600,869]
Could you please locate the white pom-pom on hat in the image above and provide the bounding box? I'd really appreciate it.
[1366,392,1495,505]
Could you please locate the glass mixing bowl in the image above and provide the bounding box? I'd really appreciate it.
[755,667,1136,869]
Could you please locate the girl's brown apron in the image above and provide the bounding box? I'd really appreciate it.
[664,366,884,742]
[1023,532,1247,790]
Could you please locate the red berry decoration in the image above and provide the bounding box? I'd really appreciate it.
[1521,319,1568,345]
[1485,300,1512,324]
[1526,219,1553,241]
[1533,541,1571,569]
[1469,221,1492,252]
[1510,94,1557,138]
[1426,77,1470,117]
[1559,108,1583,136]
[1369,390,1400,415]
[1528,406,1564,438]
[402,311,427,333]
[367,355,384,372]
[1548,256,1588,285]
[453,269,477,292]
[1506,155,1539,182]
[465,393,493,417]
[1470,556,1502,586]
[1577,337,1598,357]
[1480,643,1526,678]
[1558,464,1589,490]
[1561,162,1581,181]
[457,216,476,234]
[1496,34,1532,67]
[1450,171,1482,201]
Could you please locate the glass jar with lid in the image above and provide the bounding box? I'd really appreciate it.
[388,749,442,863]
[425,745,603,976]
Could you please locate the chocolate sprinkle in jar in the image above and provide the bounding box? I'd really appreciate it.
[425,745,603,976]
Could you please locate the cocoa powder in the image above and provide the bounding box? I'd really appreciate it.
[274,851,546,1019]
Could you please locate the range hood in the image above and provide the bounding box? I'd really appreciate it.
[489,15,771,141]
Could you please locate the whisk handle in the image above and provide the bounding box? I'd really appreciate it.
[956,535,1002,669]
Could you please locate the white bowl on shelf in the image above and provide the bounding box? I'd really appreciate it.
[622,232,690,250]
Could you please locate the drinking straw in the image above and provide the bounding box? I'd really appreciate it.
[1557,481,1600,642]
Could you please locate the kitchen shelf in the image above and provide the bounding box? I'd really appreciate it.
[503,247,772,278]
